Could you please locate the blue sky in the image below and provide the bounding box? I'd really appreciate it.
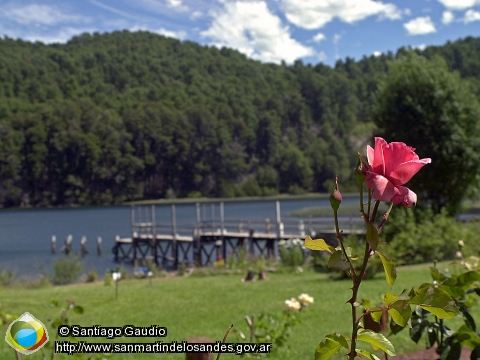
[1,0,479,67]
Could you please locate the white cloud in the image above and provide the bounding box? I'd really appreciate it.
[190,10,204,19]
[280,0,402,30]
[22,27,97,44]
[333,34,341,44]
[318,51,327,62]
[413,44,427,50]
[404,8,412,16]
[130,25,187,39]
[201,1,314,64]
[373,51,382,57]
[403,16,436,35]
[437,0,480,10]
[464,9,480,22]
[312,33,325,43]
[442,10,455,24]
[166,0,189,12]
[3,4,86,26]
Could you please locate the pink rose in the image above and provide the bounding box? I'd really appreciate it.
[365,137,431,207]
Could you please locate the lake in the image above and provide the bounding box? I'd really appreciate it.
[0,196,358,279]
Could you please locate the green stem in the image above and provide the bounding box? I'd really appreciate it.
[377,201,394,234]
[334,209,356,279]
[359,182,365,217]
[370,200,381,223]
[439,318,444,349]
[367,189,372,222]
[349,225,373,359]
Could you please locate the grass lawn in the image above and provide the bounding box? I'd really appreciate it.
[0,263,473,359]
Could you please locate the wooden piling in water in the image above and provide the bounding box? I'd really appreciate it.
[81,236,88,257]
[97,236,102,256]
[65,234,72,255]
[51,235,56,254]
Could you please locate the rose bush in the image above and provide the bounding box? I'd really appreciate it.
[365,137,431,207]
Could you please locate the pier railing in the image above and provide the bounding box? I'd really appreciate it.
[113,202,364,268]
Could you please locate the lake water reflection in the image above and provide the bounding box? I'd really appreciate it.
[0,196,357,279]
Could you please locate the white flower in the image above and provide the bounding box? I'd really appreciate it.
[459,240,465,247]
[112,272,121,281]
[456,251,463,259]
[285,298,301,312]
[298,293,314,306]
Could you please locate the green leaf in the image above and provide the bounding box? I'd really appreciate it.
[366,222,379,251]
[315,335,346,360]
[440,341,461,360]
[457,271,480,287]
[430,267,452,283]
[360,299,372,310]
[345,247,359,261]
[390,318,405,335]
[328,250,350,271]
[356,349,381,360]
[409,317,429,343]
[305,236,335,253]
[463,309,476,332]
[73,305,84,314]
[326,333,349,349]
[466,288,480,296]
[357,329,395,356]
[377,251,397,287]
[369,308,384,323]
[454,325,480,350]
[409,287,459,319]
[388,300,412,328]
[426,328,436,349]
[383,291,398,305]
[439,284,465,299]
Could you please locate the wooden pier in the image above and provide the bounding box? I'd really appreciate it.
[112,202,364,268]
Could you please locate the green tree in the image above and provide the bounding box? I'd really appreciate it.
[373,53,480,214]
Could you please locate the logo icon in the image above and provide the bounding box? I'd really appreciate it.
[5,312,49,355]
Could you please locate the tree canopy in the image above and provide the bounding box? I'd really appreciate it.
[373,54,480,214]
[0,31,479,208]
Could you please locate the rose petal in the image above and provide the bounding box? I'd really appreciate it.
[392,186,417,208]
[366,172,396,201]
[382,142,419,178]
[389,158,432,185]
[371,137,388,175]
[366,145,374,169]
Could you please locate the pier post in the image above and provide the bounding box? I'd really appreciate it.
[152,205,157,265]
[195,203,202,266]
[298,220,305,237]
[196,203,201,227]
[248,228,255,257]
[130,205,135,238]
[97,236,102,256]
[172,204,178,269]
[65,235,72,255]
[51,235,56,254]
[211,203,215,232]
[220,202,225,261]
[276,201,283,260]
[80,236,88,257]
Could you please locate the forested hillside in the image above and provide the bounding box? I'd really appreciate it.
[0,31,479,207]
